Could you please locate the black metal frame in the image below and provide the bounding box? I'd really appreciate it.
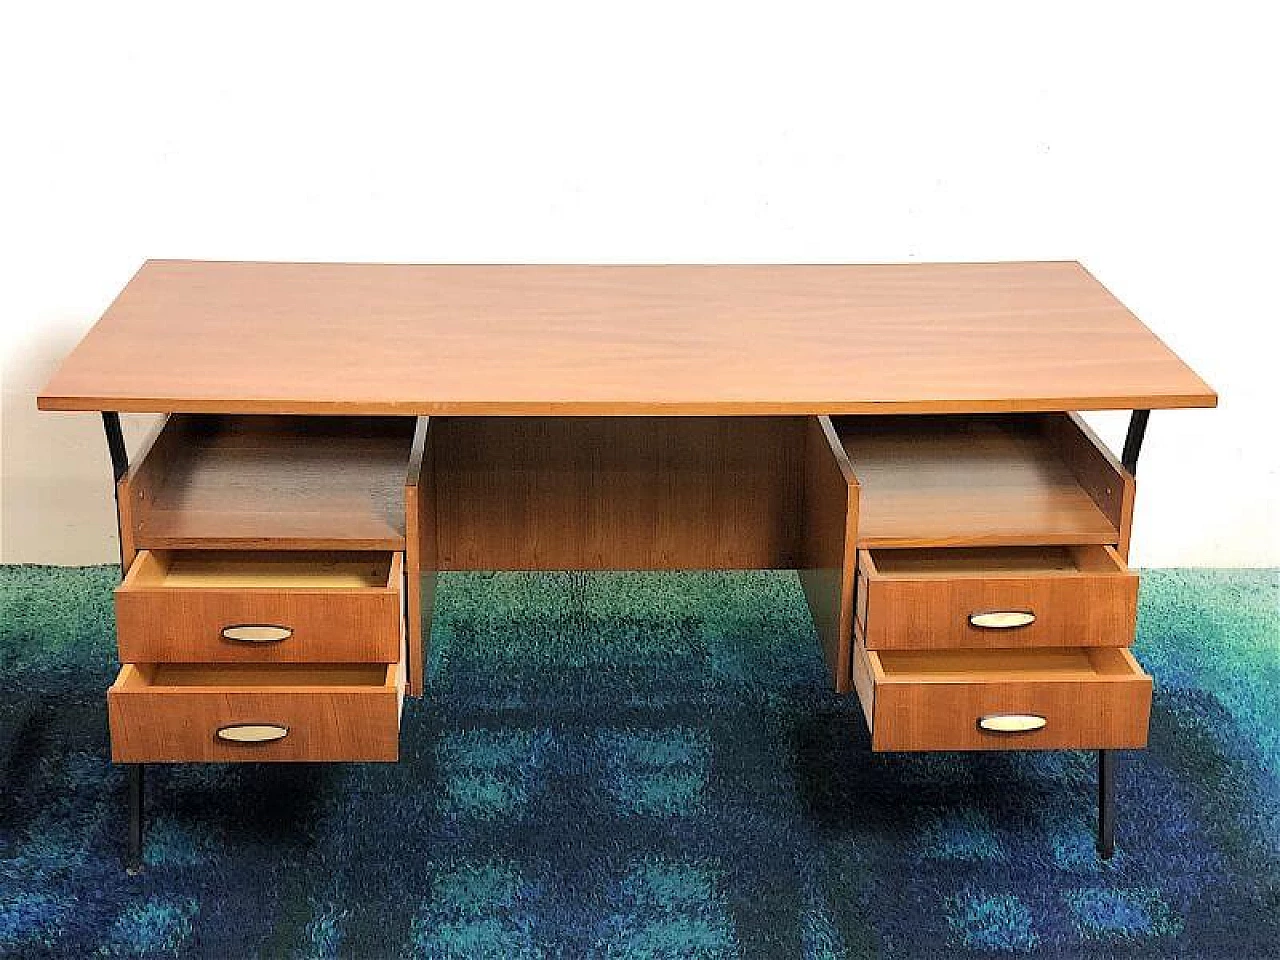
[1094,409,1151,859]
[1097,747,1116,858]
[1121,409,1150,475]
[102,412,146,874]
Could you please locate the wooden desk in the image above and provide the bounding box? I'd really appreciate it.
[38,261,1215,871]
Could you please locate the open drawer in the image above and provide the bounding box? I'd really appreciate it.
[851,641,1151,751]
[116,550,403,663]
[856,545,1137,649]
[108,662,404,762]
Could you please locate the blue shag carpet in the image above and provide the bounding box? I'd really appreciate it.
[1,566,1277,959]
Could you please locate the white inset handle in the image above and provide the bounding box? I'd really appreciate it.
[216,724,289,743]
[968,610,1035,630]
[977,714,1047,734]
[221,625,293,643]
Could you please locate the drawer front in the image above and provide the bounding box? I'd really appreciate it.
[851,639,1152,752]
[856,546,1137,649]
[116,550,403,663]
[108,662,403,762]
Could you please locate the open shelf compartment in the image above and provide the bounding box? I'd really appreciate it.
[122,415,418,550]
[833,413,1131,548]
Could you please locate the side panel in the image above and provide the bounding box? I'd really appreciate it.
[404,417,435,696]
[798,416,859,692]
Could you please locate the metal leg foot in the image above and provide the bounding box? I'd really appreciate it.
[126,763,145,874]
[1097,749,1115,859]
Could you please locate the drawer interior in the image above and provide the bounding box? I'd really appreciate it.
[124,549,396,590]
[118,663,395,690]
[864,544,1125,578]
[874,646,1142,683]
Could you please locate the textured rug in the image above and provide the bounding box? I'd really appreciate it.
[0,566,1276,959]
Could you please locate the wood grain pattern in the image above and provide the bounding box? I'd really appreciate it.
[875,645,1139,679]
[433,417,804,570]
[403,416,436,696]
[798,416,859,692]
[853,639,1151,751]
[835,414,1122,547]
[128,415,416,550]
[138,550,395,587]
[38,261,1216,416]
[115,550,403,663]
[851,626,879,733]
[1043,412,1137,559]
[117,414,182,570]
[857,545,1138,649]
[108,661,402,762]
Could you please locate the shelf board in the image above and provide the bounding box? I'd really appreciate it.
[135,416,415,550]
[835,415,1119,548]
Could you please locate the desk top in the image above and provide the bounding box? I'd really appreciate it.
[38,260,1215,416]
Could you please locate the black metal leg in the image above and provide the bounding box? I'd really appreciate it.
[1097,749,1116,859]
[1121,410,1150,475]
[103,413,145,871]
[101,411,128,483]
[1093,410,1148,860]
[127,764,145,874]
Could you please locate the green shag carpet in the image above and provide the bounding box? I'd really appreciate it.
[1,566,1277,958]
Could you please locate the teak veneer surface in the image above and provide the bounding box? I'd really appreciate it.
[131,415,415,550]
[432,416,804,570]
[797,416,859,692]
[115,550,403,664]
[853,641,1152,751]
[866,545,1094,577]
[404,416,435,697]
[108,662,402,762]
[38,261,1216,415]
[139,663,390,688]
[855,545,1138,650]
[835,414,1123,547]
[134,550,394,589]
[874,646,1136,682]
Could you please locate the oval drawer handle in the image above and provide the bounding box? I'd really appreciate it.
[216,724,289,744]
[221,624,293,643]
[969,610,1035,630]
[977,714,1047,734]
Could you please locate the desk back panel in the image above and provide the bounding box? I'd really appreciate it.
[432,417,806,570]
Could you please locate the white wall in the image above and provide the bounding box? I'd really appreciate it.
[2,1,1276,566]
